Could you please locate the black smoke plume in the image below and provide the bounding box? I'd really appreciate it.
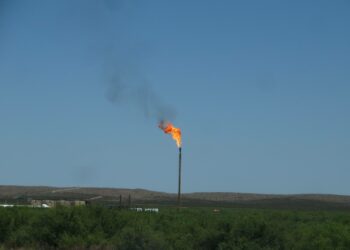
[105,69,176,123]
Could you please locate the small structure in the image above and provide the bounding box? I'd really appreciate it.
[0,204,14,208]
[144,208,159,213]
[131,207,159,213]
[31,200,86,208]
[130,208,143,212]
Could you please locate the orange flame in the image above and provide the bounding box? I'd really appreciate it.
[159,121,182,148]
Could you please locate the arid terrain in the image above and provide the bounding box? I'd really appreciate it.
[1,185,350,210]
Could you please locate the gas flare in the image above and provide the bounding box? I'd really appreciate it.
[159,121,182,148]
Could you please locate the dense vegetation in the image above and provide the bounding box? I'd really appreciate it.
[1,206,350,249]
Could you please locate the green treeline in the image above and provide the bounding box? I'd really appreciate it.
[0,206,350,249]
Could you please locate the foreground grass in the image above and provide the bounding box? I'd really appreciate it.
[1,206,350,249]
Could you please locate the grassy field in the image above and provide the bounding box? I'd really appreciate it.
[1,206,350,249]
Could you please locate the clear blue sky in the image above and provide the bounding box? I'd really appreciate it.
[1,0,349,194]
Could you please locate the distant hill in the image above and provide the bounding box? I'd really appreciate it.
[1,185,350,210]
